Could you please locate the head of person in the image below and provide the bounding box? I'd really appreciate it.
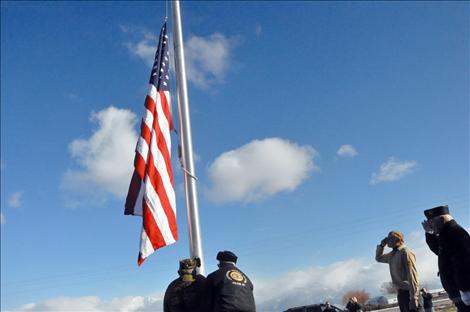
[350,297,357,303]
[216,250,238,267]
[178,258,197,282]
[386,231,405,248]
[325,302,331,308]
[424,205,453,233]
[421,288,427,294]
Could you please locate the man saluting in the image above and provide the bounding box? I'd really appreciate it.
[422,205,470,312]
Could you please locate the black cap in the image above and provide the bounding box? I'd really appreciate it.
[424,205,449,219]
[216,250,238,263]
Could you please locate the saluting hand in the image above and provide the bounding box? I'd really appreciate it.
[421,220,433,234]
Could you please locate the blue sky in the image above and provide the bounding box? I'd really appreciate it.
[1,1,469,311]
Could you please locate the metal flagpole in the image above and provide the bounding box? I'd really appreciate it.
[171,0,205,275]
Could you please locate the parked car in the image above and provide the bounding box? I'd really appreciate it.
[284,303,345,312]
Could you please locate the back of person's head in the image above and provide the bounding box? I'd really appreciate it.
[178,258,197,281]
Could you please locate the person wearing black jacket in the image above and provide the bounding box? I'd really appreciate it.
[205,250,256,312]
[420,288,433,312]
[164,258,206,312]
[346,297,362,312]
[422,205,470,312]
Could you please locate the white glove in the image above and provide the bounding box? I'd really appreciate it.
[460,290,470,306]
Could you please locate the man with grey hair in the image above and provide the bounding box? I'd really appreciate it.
[376,231,421,312]
[422,205,470,312]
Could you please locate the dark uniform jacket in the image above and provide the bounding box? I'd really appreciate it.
[425,220,470,299]
[422,293,433,309]
[346,302,362,312]
[163,274,206,312]
[205,263,256,312]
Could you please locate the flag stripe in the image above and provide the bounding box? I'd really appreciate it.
[145,141,177,238]
[124,22,177,265]
[142,201,167,249]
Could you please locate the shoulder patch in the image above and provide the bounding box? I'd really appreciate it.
[226,270,247,284]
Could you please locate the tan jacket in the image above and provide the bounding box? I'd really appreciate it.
[376,244,420,305]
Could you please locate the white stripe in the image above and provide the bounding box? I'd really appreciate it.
[143,180,176,245]
[136,137,149,163]
[142,108,153,132]
[155,93,172,152]
[148,84,158,102]
[149,129,176,213]
[139,228,154,259]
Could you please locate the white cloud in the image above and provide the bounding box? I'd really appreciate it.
[185,33,234,89]
[124,27,236,90]
[125,32,158,67]
[370,157,417,185]
[206,138,318,203]
[0,211,5,224]
[337,144,358,158]
[8,192,23,208]
[255,232,441,311]
[9,295,164,312]
[61,106,138,199]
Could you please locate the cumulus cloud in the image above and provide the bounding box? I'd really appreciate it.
[9,295,164,312]
[123,26,236,90]
[8,192,23,208]
[255,232,440,311]
[370,157,417,185]
[337,144,358,158]
[185,33,235,89]
[206,138,318,203]
[124,28,158,67]
[61,106,138,199]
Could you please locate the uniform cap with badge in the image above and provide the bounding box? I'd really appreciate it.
[424,205,449,219]
[216,250,238,263]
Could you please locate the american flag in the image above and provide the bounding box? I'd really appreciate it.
[125,22,177,266]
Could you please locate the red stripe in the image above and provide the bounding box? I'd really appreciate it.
[143,200,167,250]
[146,150,178,240]
[134,153,146,180]
[159,91,173,130]
[145,95,156,115]
[138,253,145,266]
[140,120,151,146]
[152,109,174,186]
